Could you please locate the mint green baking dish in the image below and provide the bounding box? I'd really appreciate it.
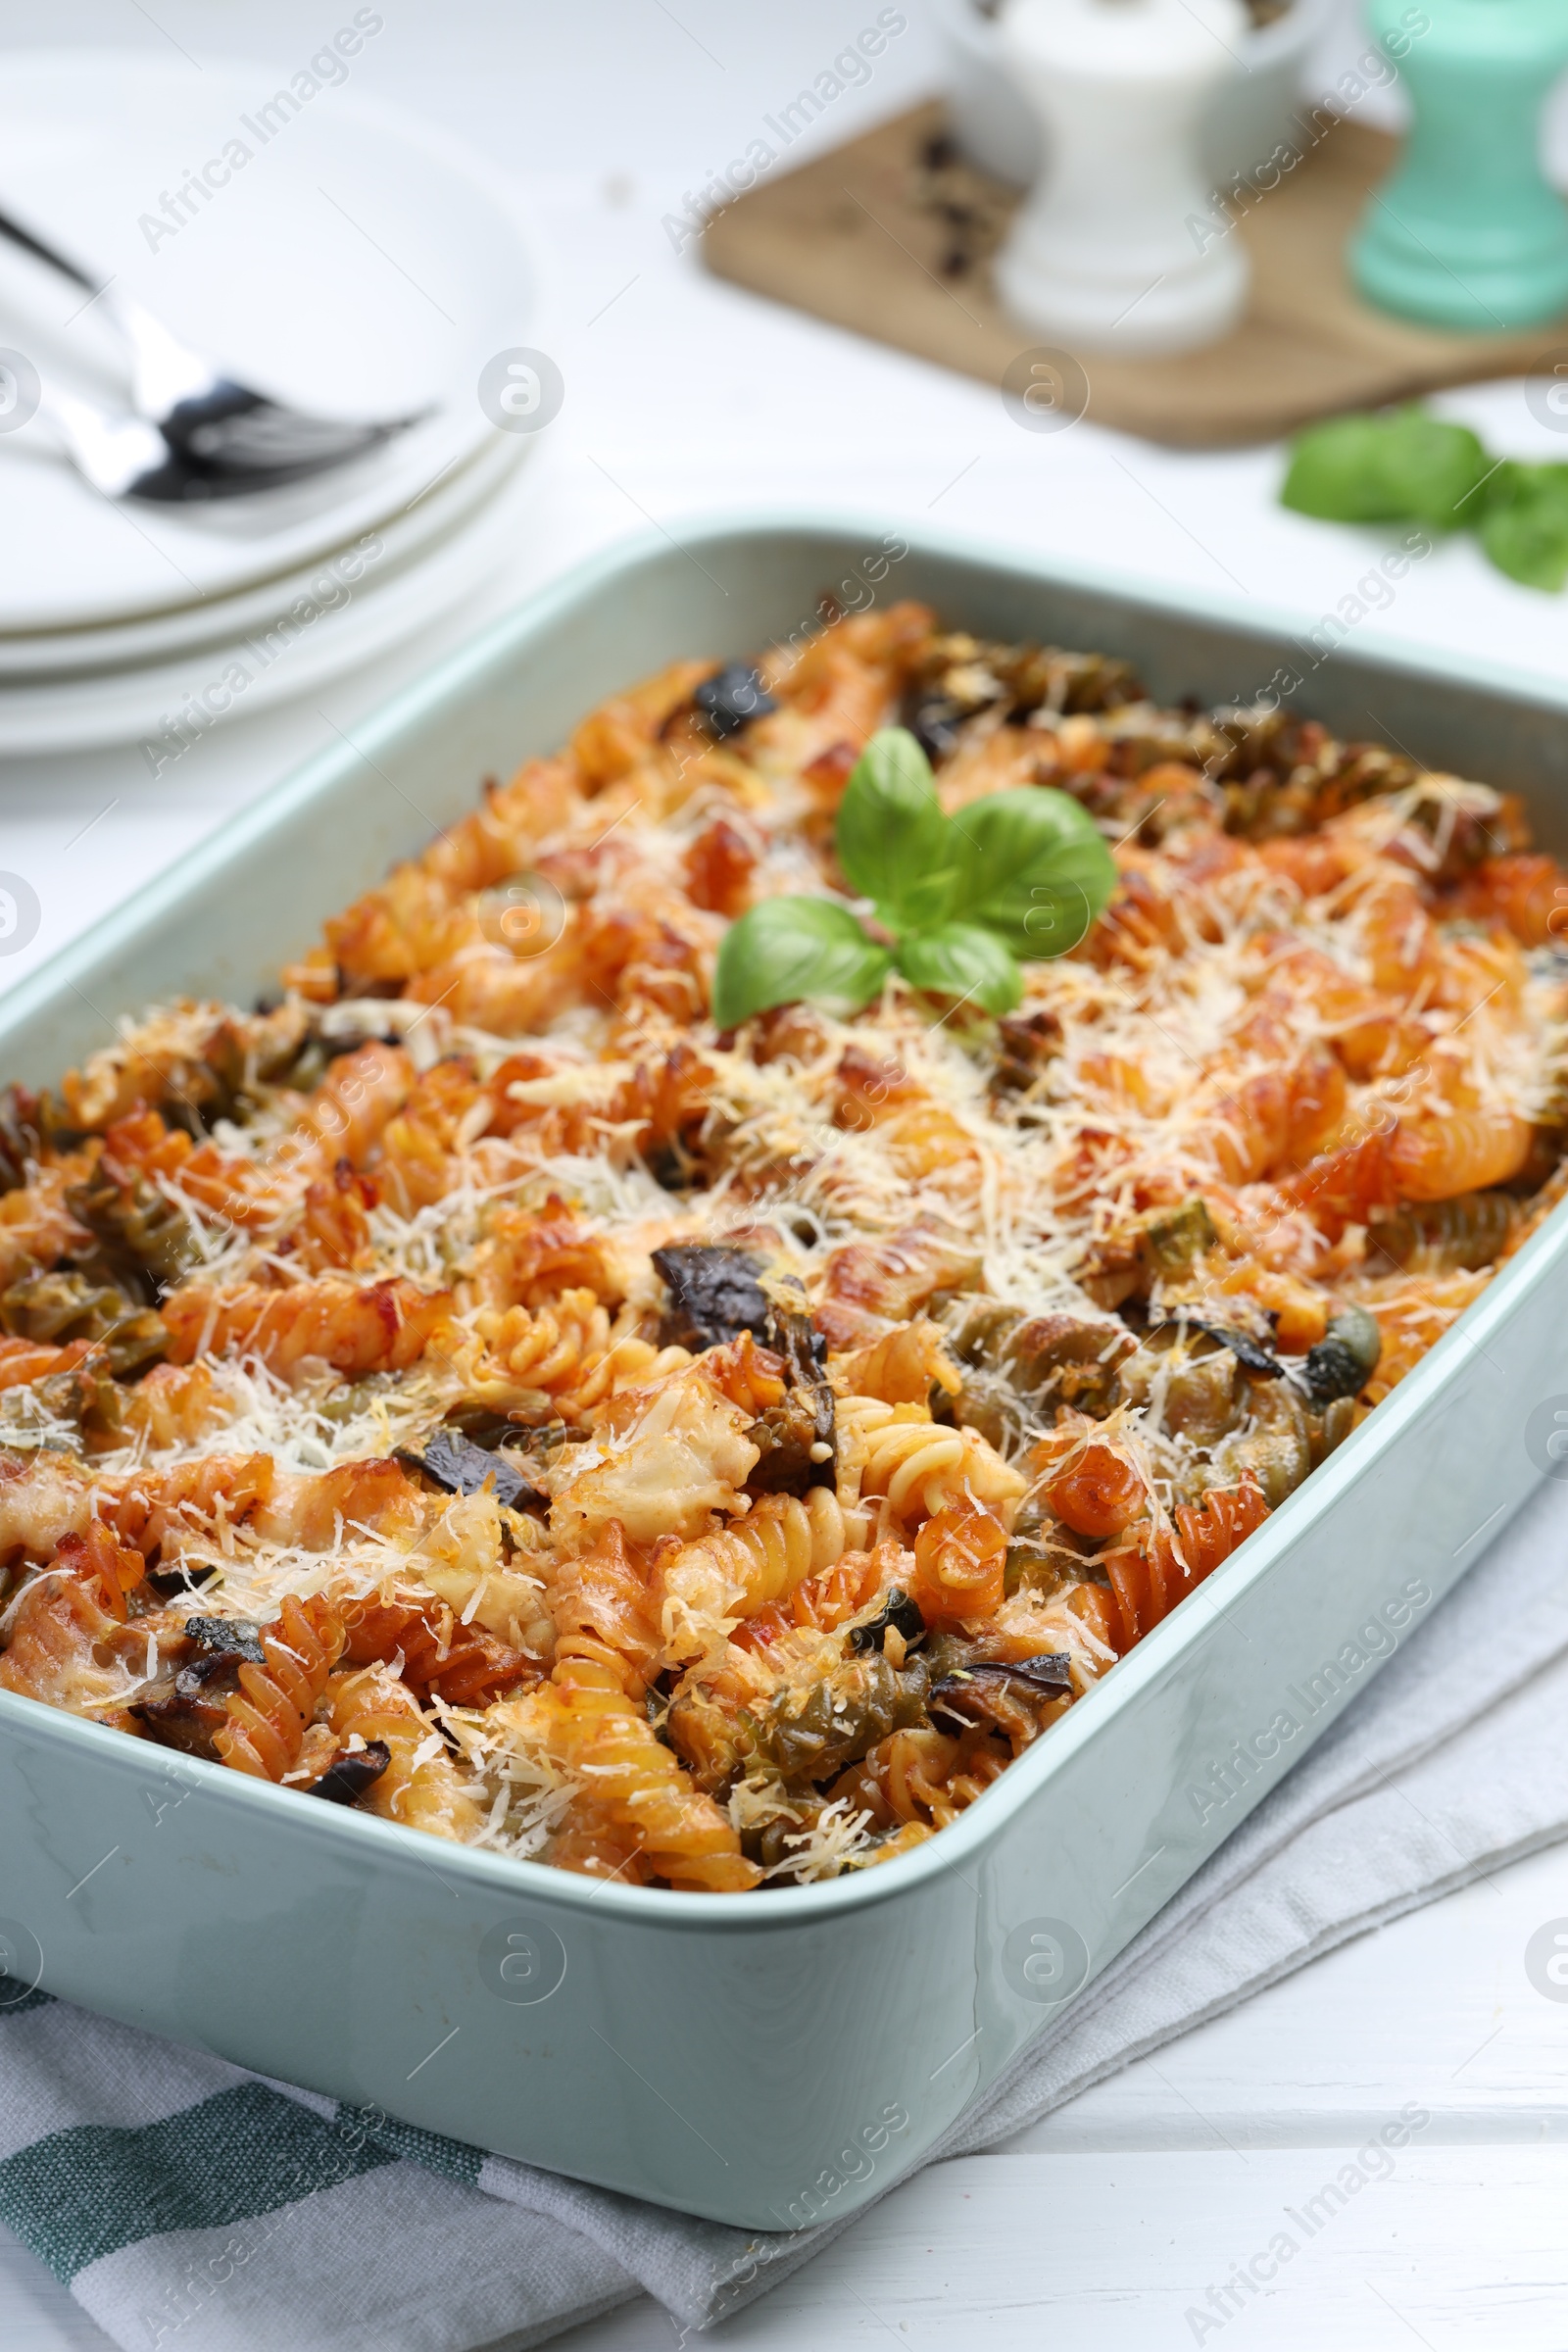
[2,516,1566,2230]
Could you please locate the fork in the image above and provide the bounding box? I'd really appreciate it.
[0,199,429,497]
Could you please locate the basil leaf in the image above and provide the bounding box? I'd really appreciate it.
[948,787,1117,957]
[1478,462,1568,593]
[1282,406,1488,531]
[711,898,892,1029]
[896,923,1022,1016]
[836,728,959,934]
[1282,414,1410,523]
[1376,410,1490,529]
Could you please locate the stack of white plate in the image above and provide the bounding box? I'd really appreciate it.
[0,52,548,758]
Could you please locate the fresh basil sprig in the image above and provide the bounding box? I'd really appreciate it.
[711,727,1116,1030]
[1281,405,1568,591]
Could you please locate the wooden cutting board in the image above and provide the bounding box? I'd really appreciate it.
[702,101,1568,449]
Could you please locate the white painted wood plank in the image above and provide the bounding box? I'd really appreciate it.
[1004,1839,1568,2153]
[558,2148,1568,2352]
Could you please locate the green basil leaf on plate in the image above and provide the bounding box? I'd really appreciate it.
[1282,406,1488,531]
[711,897,892,1029]
[835,727,959,934]
[948,786,1117,958]
[895,922,1022,1015]
[1478,462,1568,593]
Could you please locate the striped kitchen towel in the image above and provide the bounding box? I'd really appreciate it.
[5,1471,1568,2352]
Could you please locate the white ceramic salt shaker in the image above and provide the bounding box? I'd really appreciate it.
[995,0,1251,357]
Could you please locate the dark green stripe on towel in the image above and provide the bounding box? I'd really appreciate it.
[0,2081,397,2282]
[360,2106,484,2186]
[0,1986,54,2019]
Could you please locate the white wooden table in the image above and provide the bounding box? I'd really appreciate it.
[4,4,1568,2344]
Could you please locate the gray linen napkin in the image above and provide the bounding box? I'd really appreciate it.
[3,1475,1565,2352]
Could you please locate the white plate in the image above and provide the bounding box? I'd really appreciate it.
[0,445,538,754]
[0,50,541,634]
[0,427,526,676]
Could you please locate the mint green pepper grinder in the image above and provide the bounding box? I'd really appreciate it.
[1351,0,1568,332]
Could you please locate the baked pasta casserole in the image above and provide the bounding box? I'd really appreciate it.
[1,600,1564,1890]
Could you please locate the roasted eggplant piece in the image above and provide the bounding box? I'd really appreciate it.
[394,1430,542,1512]
[937,1298,1134,1436]
[1212,1376,1312,1505]
[1136,1310,1284,1379]
[693,663,777,740]
[0,1087,45,1196]
[990,1008,1062,1098]
[434,1403,524,1451]
[941,1297,1024,1369]
[1307,1393,1357,1468]
[747,1298,835,1495]
[144,1558,218,1600]
[184,1617,267,1663]
[1115,1317,1289,1447]
[653,1244,771,1351]
[1184,1323,1282,1379]
[906,694,968,763]
[928,1652,1073,1741]
[934,1307,1044,1448]
[904,634,1141,752]
[131,1619,267,1759]
[1079,1197,1217,1310]
[306,1740,392,1805]
[1006,1312,1137,1415]
[847,1586,927,1655]
[730,1777,848,1876]
[1115,1331,1246,1446]
[997,642,1141,717]
[938,1363,1031,1453]
[654,1247,835,1491]
[900,635,1009,761]
[1299,1305,1382,1404]
[746,1377,833,1494]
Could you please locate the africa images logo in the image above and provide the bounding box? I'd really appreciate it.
[1525,1396,1568,1481]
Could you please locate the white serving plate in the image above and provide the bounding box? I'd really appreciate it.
[0,435,539,753]
[0,50,542,633]
[0,427,526,679]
